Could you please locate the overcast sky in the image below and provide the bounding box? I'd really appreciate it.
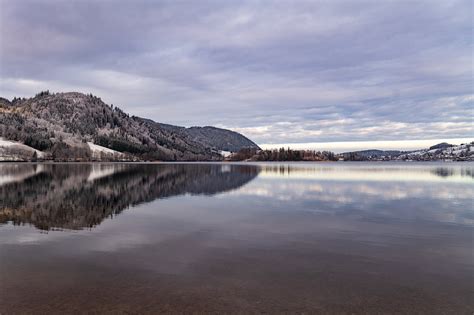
[0,0,472,149]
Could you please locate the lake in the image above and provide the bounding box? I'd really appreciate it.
[0,162,472,314]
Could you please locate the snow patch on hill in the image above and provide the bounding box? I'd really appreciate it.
[87,142,125,160]
[87,142,122,155]
[0,138,45,161]
[219,150,232,157]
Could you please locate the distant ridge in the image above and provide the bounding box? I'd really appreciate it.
[340,149,402,159]
[429,142,453,150]
[340,142,473,161]
[0,91,260,161]
[156,123,258,153]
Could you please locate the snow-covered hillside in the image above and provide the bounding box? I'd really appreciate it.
[0,138,45,161]
[396,142,473,161]
[0,138,129,162]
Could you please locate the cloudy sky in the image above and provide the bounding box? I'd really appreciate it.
[0,0,472,150]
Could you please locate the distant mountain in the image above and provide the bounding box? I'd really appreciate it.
[156,123,258,153]
[396,142,473,161]
[0,91,259,161]
[428,142,453,150]
[339,149,402,160]
[340,142,473,161]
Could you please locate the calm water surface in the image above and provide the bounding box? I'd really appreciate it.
[0,162,473,314]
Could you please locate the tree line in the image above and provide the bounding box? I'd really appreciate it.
[227,147,338,161]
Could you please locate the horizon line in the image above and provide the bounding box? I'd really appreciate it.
[259,138,473,153]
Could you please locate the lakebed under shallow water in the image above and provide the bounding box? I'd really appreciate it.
[0,162,473,314]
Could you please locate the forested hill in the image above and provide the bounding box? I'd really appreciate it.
[0,91,259,161]
[155,123,258,153]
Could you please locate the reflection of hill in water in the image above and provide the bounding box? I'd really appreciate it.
[0,164,259,231]
[431,167,473,178]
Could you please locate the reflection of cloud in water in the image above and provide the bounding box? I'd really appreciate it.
[232,181,472,201]
[230,176,473,225]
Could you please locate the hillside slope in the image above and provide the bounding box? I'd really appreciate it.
[0,91,259,161]
[340,142,473,161]
[396,142,473,161]
[156,123,260,152]
[0,138,45,161]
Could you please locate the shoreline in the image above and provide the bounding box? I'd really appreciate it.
[1,160,473,164]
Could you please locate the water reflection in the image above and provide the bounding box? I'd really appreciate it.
[258,162,474,182]
[0,162,473,313]
[248,163,474,226]
[0,163,259,231]
[1,163,472,231]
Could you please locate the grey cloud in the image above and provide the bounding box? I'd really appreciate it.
[0,0,472,144]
